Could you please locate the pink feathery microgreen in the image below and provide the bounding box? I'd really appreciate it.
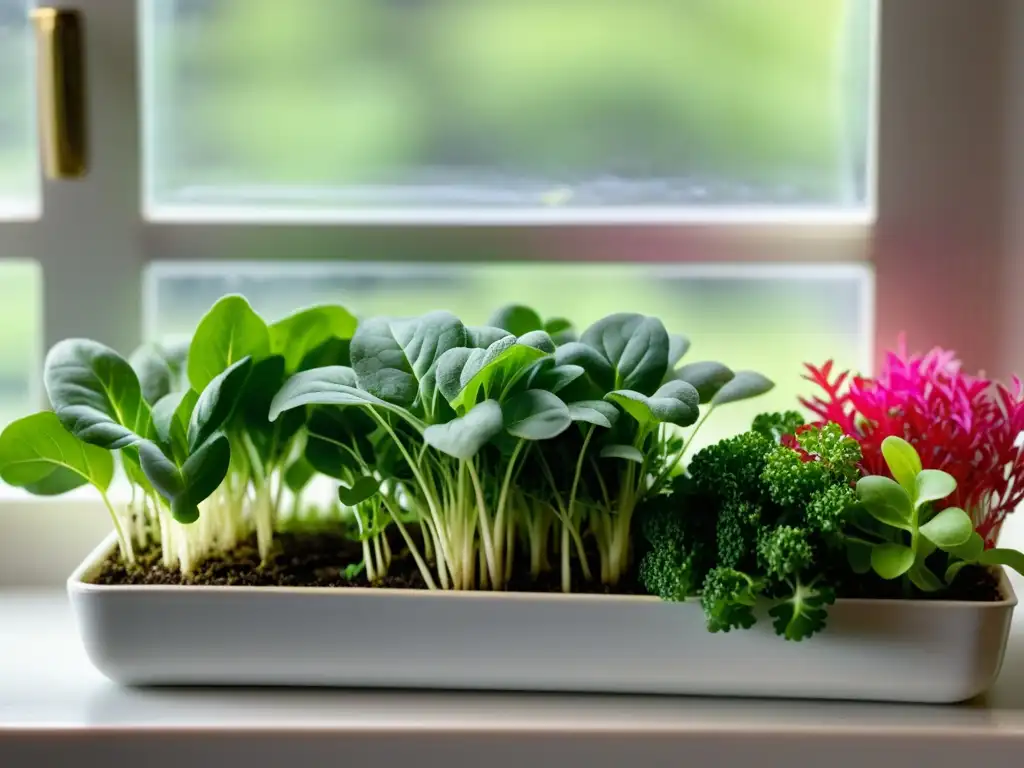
[800,339,1024,546]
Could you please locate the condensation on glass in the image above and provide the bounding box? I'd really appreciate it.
[0,0,38,217]
[143,0,875,221]
[146,262,871,452]
[0,261,40,424]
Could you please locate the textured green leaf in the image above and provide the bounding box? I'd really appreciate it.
[674,361,734,403]
[270,305,358,373]
[423,400,504,459]
[187,294,270,392]
[526,360,585,394]
[566,400,619,429]
[667,334,691,368]
[467,326,512,348]
[919,506,973,549]
[0,412,114,493]
[350,312,467,412]
[44,338,151,450]
[503,390,572,440]
[710,370,774,406]
[856,475,913,530]
[553,342,616,398]
[605,380,700,428]
[269,367,417,426]
[871,543,915,579]
[437,336,550,411]
[880,436,922,495]
[581,313,669,395]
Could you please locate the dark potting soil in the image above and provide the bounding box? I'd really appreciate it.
[91,532,1002,602]
[90,531,646,595]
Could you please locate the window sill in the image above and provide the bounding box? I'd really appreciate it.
[1,587,1024,765]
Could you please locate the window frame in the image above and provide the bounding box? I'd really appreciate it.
[3,0,1020,585]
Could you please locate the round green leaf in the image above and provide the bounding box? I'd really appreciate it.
[674,361,734,404]
[915,469,957,509]
[710,370,774,406]
[139,435,230,524]
[351,312,467,412]
[129,343,175,406]
[846,540,872,574]
[284,456,316,493]
[606,380,699,428]
[269,305,358,373]
[978,547,1024,577]
[0,412,114,494]
[269,367,418,426]
[187,295,270,392]
[423,400,504,459]
[599,444,644,463]
[44,338,152,450]
[871,543,915,579]
[945,560,970,585]
[880,436,922,495]
[187,356,254,452]
[488,305,543,337]
[908,563,945,592]
[856,475,913,530]
[667,334,691,368]
[918,506,973,549]
[947,531,984,560]
[337,476,381,507]
[503,390,572,440]
[566,400,619,429]
[580,313,669,395]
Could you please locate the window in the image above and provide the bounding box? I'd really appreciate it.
[4,0,1023,582]
[0,0,36,218]
[144,0,874,222]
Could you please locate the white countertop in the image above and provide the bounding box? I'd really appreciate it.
[3,590,1024,767]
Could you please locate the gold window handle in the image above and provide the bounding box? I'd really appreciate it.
[31,8,87,179]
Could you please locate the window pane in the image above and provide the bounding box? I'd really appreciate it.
[144,0,874,220]
[147,263,870,451]
[0,0,36,217]
[0,261,40,425]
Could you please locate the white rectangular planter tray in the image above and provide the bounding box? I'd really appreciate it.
[69,534,1017,703]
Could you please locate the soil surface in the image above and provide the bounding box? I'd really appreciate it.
[91,532,645,594]
[91,532,1002,601]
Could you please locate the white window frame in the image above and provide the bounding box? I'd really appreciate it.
[3,0,1020,585]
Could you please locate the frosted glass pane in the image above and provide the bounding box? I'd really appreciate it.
[0,0,36,216]
[144,0,874,219]
[147,263,869,452]
[0,261,40,425]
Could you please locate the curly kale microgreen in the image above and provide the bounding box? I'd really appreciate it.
[638,418,862,641]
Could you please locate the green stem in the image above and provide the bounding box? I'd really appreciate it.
[100,490,134,564]
[466,459,500,589]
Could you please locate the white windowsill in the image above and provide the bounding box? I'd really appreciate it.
[1,584,1024,766]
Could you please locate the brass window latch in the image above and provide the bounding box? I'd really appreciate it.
[31,7,87,179]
